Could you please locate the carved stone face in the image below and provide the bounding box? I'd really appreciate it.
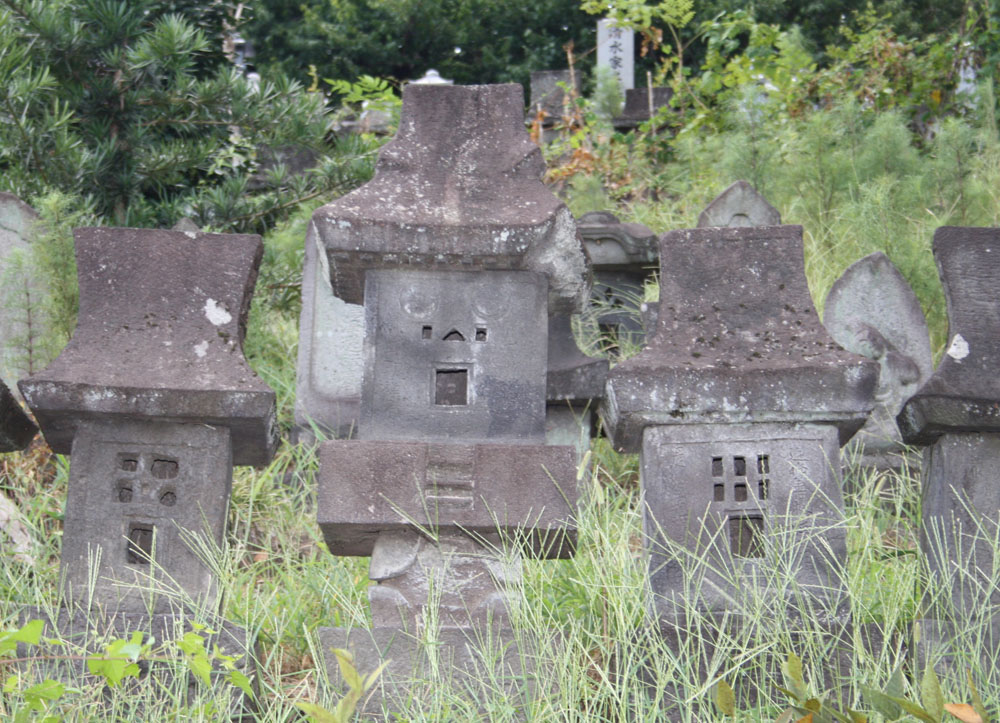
[360,269,548,443]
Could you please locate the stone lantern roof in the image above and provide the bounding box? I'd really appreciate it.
[603,224,878,453]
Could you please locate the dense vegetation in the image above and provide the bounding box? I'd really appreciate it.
[2,0,1000,720]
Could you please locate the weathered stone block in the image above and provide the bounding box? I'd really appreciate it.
[697,181,781,228]
[613,86,673,130]
[1,378,36,452]
[642,423,846,617]
[60,420,231,613]
[603,225,878,453]
[899,226,1000,444]
[527,70,580,122]
[361,270,548,442]
[19,227,276,466]
[317,440,577,558]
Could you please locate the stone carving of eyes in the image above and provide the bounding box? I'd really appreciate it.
[399,289,438,318]
[473,296,509,322]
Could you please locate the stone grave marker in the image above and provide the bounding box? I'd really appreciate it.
[310,83,583,716]
[824,252,932,471]
[603,224,877,617]
[526,69,581,143]
[897,226,1000,664]
[697,180,781,229]
[18,227,277,707]
[597,19,634,93]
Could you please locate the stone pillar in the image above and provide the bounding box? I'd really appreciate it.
[824,252,932,473]
[18,227,277,705]
[897,226,1000,664]
[308,83,585,716]
[603,224,877,622]
[597,19,634,93]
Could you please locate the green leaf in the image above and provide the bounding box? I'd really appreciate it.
[295,701,342,723]
[22,678,65,711]
[860,685,903,721]
[333,648,362,692]
[227,669,254,698]
[921,663,944,722]
[714,679,735,716]
[886,666,905,700]
[782,652,808,701]
[188,654,212,687]
[0,620,44,656]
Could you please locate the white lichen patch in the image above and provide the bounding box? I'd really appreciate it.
[946,333,970,360]
[194,340,209,358]
[204,298,232,326]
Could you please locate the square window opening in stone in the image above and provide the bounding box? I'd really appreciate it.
[119,455,139,473]
[729,516,764,558]
[734,483,748,501]
[434,368,469,406]
[757,454,770,474]
[422,325,433,339]
[713,484,725,502]
[733,456,747,476]
[759,479,769,499]
[475,327,487,342]
[150,458,178,479]
[711,457,723,477]
[116,481,133,503]
[126,523,155,565]
[160,489,177,507]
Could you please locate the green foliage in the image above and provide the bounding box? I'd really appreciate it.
[0,0,375,232]
[245,0,595,89]
[296,648,385,722]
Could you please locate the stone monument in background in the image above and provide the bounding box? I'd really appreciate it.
[308,83,584,715]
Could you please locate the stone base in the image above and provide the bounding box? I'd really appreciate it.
[17,606,257,718]
[319,625,541,719]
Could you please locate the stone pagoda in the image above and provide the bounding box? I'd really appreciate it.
[18,227,276,700]
[603,224,877,620]
[309,83,584,714]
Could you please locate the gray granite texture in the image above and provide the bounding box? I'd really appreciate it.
[19,227,276,466]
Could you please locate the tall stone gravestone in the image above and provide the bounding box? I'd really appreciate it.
[18,227,277,702]
[526,70,581,144]
[897,227,1000,663]
[310,83,584,715]
[597,19,634,94]
[824,252,933,471]
[603,225,877,622]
